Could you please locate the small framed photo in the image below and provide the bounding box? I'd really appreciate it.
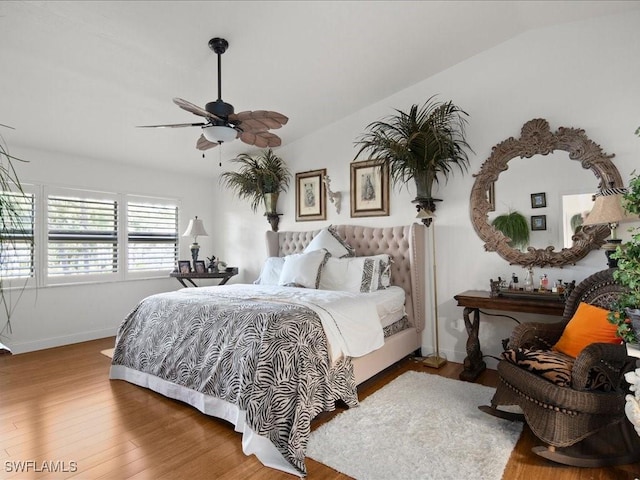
[178,260,191,274]
[193,260,206,274]
[350,159,390,217]
[531,192,546,209]
[296,168,326,221]
[531,215,547,231]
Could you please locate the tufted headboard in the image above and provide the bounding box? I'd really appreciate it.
[265,224,425,333]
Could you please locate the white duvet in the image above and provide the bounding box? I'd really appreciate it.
[196,283,388,362]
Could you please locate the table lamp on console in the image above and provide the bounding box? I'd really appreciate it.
[182,216,209,265]
[582,187,635,268]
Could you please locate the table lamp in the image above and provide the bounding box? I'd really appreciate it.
[182,216,209,265]
[582,187,635,267]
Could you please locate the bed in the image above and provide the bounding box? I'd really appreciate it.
[109,223,425,476]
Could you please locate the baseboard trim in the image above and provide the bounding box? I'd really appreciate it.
[6,328,116,354]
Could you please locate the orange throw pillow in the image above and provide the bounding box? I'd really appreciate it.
[552,302,622,358]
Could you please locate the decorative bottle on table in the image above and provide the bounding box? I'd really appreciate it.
[510,273,519,290]
[523,267,534,292]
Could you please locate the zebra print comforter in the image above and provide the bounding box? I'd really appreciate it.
[110,285,365,476]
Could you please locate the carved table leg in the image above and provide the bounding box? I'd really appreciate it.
[459,307,486,382]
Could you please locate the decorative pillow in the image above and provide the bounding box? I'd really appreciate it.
[552,302,622,358]
[502,348,574,387]
[319,254,392,293]
[278,249,329,289]
[303,226,355,258]
[254,257,285,286]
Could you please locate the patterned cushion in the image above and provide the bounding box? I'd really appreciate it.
[304,226,355,258]
[319,254,391,292]
[502,348,574,387]
[278,249,329,289]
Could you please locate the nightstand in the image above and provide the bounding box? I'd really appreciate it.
[170,267,238,287]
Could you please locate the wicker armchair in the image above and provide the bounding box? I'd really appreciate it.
[480,268,640,467]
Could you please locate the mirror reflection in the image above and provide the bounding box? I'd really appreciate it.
[469,118,623,268]
[562,193,594,248]
[488,151,598,251]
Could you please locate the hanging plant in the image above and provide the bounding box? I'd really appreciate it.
[491,210,530,251]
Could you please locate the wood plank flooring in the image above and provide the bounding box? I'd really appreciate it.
[1,337,639,479]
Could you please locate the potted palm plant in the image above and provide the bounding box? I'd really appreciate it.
[353,96,472,217]
[219,148,291,231]
[608,169,640,343]
[1,126,28,349]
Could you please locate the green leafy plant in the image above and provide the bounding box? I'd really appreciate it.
[0,127,29,337]
[353,96,472,205]
[219,148,291,213]
[608,169,640,343]
[491,211,530,251]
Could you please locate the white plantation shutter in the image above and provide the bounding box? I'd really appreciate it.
[127,201,178,272]
[47,193,118,277]
[0,191,35,279]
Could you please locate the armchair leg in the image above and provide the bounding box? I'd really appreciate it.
[532,445,640,468]
[532,419,640,468]
[478,405,525,422]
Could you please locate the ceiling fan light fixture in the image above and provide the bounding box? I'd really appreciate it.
[202,125,237,144]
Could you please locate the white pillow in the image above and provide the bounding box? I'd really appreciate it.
[303,226,354,258]
[319,254,392,293]
[254,257,285,285]
[278,249,329,289]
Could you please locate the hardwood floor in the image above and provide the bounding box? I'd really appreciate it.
[1,337,639,479]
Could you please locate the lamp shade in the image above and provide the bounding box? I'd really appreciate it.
[416,208,435,220]
[583,187,636,226]
[202,125,238,144]
[182,216,209,239]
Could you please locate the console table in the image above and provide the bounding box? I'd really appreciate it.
[453,290,566,382]
[170,268,238,288]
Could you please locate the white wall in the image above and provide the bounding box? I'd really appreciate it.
[3,145,217,353]
[214,11,640,367]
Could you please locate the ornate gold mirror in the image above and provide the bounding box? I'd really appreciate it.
[470,118,623,267]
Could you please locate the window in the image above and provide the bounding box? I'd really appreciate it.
[47,192,118,278]
[0,190,35,280]
[127,200,178,273]
[2,185,179,286]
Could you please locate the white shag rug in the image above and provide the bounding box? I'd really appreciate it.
[307,370,522,480]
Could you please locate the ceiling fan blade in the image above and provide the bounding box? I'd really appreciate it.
[196,134,220,151]
[137,122,207,128]
[240,131,282,148]
[173,97,221,121]
[230,110,289,130]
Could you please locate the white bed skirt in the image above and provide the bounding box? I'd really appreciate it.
[109,365,302,477]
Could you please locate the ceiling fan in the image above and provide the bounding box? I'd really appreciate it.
[139,37,288,151]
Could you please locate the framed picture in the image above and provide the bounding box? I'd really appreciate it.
[350,159,390,217]
[178,260,191,274]
[531,214,547,231]
[193,260,206,274]
[487,182,495,212]
[296,169,326,221]
[531,192,546,209]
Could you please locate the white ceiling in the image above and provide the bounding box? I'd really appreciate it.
[1,1,639,178]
